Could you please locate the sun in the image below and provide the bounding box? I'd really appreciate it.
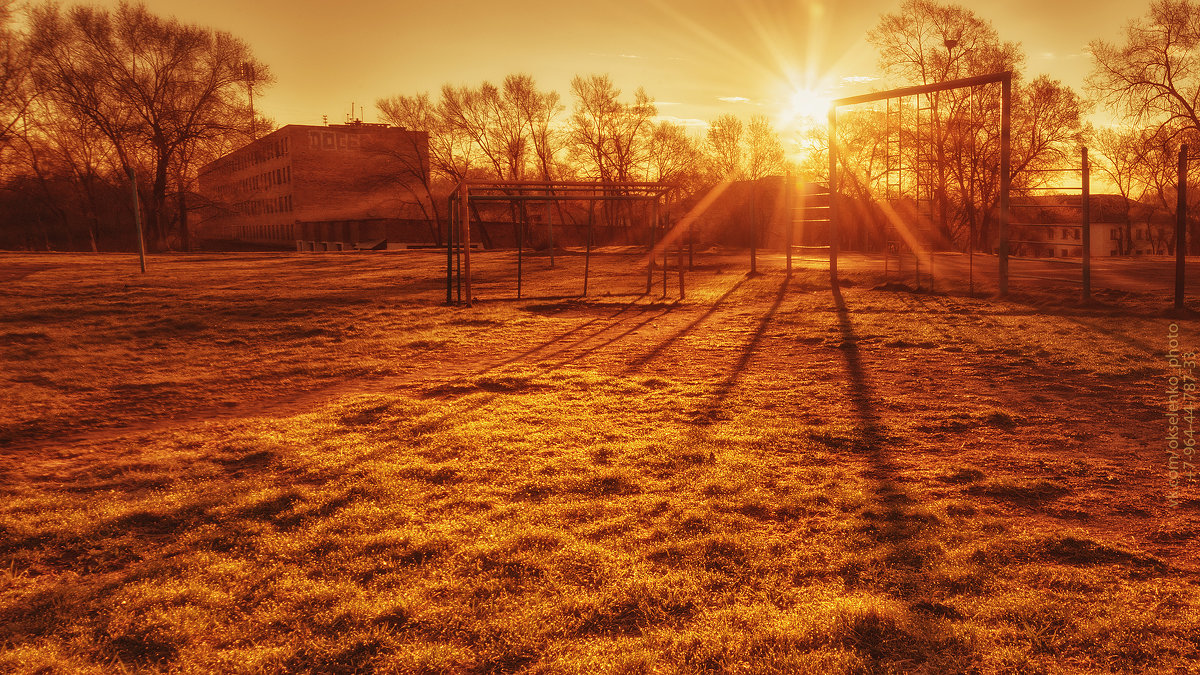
[783,87,833,125]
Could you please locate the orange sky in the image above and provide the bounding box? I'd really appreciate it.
[88,0,1140,134]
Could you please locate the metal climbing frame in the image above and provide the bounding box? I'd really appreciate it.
[446,180,676,305]
[882,91,938,289]
[829,71,1013,293]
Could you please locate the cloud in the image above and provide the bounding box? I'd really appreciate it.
[718,96,751,103]
[841,76,877,83]
[654,115,708,129]
[619,54,641,59]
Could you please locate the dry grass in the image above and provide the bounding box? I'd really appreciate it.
[1,249,1198,673]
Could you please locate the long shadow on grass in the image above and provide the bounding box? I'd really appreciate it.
[479,296,651,373]
[405,301,678,428]
[830,283,962,621]
[677,276,785,425]
[535,302,678,370]
[620,277,748,375]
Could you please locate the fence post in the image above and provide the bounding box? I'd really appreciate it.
[1082,147,1091,303]
[828,106,839,284]
[786,172,794,275]
[1177,144,1188,312]
[998,74,1012,297]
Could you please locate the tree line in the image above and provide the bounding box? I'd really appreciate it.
[0,0,265,251]
[374,73,787,244]
[3,0,1200,254]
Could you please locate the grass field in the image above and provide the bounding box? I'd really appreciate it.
[1,249,1198,673]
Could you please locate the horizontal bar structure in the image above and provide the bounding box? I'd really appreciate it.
[447,180,677,305]
[455,180,673,198]
[829,70,1012,293]
[832,71,1012,107]
[465,195,660,203]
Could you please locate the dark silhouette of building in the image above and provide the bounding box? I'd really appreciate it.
[194,122,430,248]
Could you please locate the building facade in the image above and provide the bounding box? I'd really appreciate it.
[195,123,430,247]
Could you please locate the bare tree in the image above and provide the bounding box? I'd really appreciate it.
[1093,127,1148,254]
[745,115,785,180]
[0,0,32,174]
[646,120,704,191]
[1089,1,1200,144]
[869,0,1081,251]
[705,114,744,180]
[568,75,657,182]
[28,2,267,250]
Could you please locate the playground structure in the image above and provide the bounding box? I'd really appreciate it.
[438,73,1194,310]
[446,181,675,305]
[828,71,1013,293]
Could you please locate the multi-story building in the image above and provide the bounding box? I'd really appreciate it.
[194,122,430,247]
[1010,194,1163,258]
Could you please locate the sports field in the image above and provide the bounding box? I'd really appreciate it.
[1,250,1197,673]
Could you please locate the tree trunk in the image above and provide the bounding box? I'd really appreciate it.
[151,155,170,251]
[179,191,190,252]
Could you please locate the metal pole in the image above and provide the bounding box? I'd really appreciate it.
[786,172,794,275]
[646,198,655,295]
[750,179,758,274]
[688,220,694,270]
[128,168,146,274]
[969,224,974,296]
[584,199,593,296]
[1082,147,1092,303]
[460,183,473,306]
[675,200,685,298]
[660,200,667,297]
[999,74,1012,297]
[446,193,454,304]
[548,193,555,269]
[828,106,838,284]
[1177,144,1188,311]
[518,200,524,299]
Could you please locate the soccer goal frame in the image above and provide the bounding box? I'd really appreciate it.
[828,71,1013,294]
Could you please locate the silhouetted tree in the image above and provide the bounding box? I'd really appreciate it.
[568,75,657,182]
[1088,0,1200,252]
[0,0,32,173]
[1089,1,1200,144]
[27,2,268,250]
[869,0,1082,251]
[745,115,785,181]
[705,114,744,180]
[645,120,705,192]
